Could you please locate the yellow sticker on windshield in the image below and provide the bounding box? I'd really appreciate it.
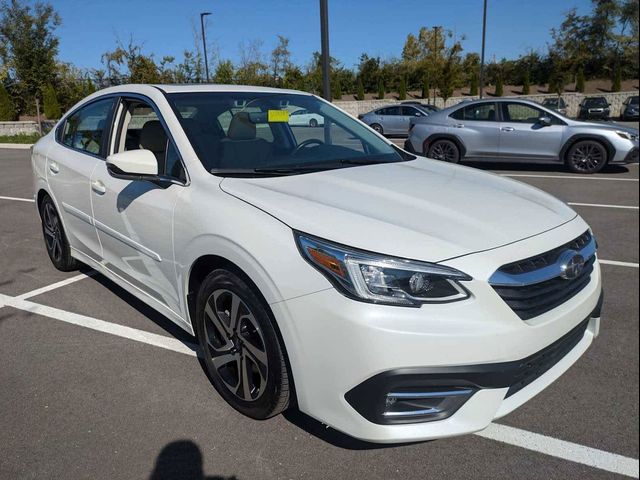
[268,110,290,122]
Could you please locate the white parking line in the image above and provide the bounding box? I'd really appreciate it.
[501,174,639,182]
[568,202,639,210]
[0,288,638,476]
[0,195,35,203]
[15,271,96,300]
[477,423,639,478]
[600,259,639,268]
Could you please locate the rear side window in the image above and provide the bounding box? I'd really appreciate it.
[450,103,496,121]
[61,98,114,156]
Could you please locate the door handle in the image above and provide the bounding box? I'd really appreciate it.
[453,123,465,128]
[91,180,106,195]
[501,126,515,132]
[48,162,59,174]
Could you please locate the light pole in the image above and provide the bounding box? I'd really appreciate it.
[479,0,487,98]
[319,0,331,101]
[200,12,212,82]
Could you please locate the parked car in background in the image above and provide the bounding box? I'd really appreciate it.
[358,104,428,135]
[288,108,324,127]
[578,96,611,120]
[401,101,440,114]
[621,95,639,121]
[542,97,568,116]
[31,84,604,444]
[405,98,639,173]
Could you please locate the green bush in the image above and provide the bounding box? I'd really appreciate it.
[356,78,364,101]
[522,71,530,95]
[494,76,504,97]
[575,68,585,93]
[0,84,16,121]
[469,72,478,96]
[612,67,621,92]
[0,133,42,144]
[421,75,429,99]
[333,78,342,100]
[398,77,407,100]
[377,80,385,99]
[42,84,61,119]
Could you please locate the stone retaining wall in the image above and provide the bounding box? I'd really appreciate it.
[0,120,57,136]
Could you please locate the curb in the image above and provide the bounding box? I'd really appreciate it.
[0,144,34,150]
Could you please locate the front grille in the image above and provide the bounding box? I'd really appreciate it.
[506,318,590,397]
[500,231,591,275]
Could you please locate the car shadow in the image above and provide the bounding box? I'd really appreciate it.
[464,161,631,175]
[149,440,237,480]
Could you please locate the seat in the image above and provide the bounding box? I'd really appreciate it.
[181,117,224,171]
[488,109,496,121]
[219,112,272,169]
[139,120,168,170]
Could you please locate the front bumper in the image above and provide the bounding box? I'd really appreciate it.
[272,221,602,443]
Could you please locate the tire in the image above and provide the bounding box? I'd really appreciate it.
[565,140,608,174]
[309,118,318,127]
[39,194,80,272]
[195,269,290,419]
[370,123,383,134]
[427,139,461,163]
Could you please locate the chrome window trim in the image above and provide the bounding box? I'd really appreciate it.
[489,236,597,287]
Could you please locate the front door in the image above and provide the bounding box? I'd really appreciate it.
[90,97,188,316]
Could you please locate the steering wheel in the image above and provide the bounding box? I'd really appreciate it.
[293,138,324,155]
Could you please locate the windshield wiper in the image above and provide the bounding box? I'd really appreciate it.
[210,166,328,177]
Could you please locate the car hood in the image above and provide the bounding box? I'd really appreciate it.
[220,158,577,262]
[573,120,639,134]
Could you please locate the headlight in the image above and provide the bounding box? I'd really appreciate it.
[616,130,638,141]
[295,232,471,306]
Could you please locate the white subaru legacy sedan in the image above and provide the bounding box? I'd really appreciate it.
[31,85,602,443]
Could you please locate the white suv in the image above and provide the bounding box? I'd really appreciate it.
[31,85,603,443]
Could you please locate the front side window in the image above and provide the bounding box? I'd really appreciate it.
[61,97,114,156]
[450,103,496,121]
[401,106,422,117]
[168,92,406,175]
[115,99,186,181]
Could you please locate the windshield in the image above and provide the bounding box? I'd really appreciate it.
[629,96,639,106]
[167,92,407,176]
[583,97,608,107]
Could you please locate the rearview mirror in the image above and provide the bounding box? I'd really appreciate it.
[107,149,158,178]
[538,116,552,127]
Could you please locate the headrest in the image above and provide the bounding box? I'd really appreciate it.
[140,120,167,152]
[227,112,256,140]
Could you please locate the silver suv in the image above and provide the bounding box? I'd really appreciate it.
[405,98,639,173]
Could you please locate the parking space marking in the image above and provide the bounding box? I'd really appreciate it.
[600,259,639,268]
[1,286,639,476]
[15,271,97,300]
[477,423,639,478]
[568,202,639,210]
[0,293,198,356]
[0,195,35,203]
[501,174,639,182]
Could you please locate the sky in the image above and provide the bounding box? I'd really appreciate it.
[52,0,595,71]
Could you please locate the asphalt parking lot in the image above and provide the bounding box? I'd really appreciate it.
[0,147,638,480]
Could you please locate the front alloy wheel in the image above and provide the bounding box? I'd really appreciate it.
[39,195,80,271]
[566,140,607,174]
[196,269,290,419]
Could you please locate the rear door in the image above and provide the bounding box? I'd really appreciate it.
[46,96,116,262]
[89,96,188,316]
[498,102,565,162]
[449,102,500,159]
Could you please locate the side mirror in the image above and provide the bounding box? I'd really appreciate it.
[107,149,158,179]
[538,116,552,126]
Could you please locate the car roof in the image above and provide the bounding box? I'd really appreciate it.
[90,84,313,97]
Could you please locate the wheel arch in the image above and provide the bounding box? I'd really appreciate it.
[423,133,467,158]
[560,134,615,163]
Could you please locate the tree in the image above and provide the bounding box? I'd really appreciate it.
[271,35,291,86]
[469,71,478,96]
[575,67,585,92]
[522,70,530,94]
[42,83,60,118]
[333,78,342,99]
[398,76,407,100]
[0,0,61,115]
[236,39,269,86]
[356,78,364,100]
[357,54,380,92]
[377,79,385,99]
[0,83,16,120]
[421,74,430,99]
[612,63,622,91]
[494,74,504,97]
[213,59,234,84]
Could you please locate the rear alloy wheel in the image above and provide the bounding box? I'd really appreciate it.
[371,123,383,134]
[428,139,460,163]
[39,195,80,271]
[565,140,607,174]
[309,118,318,127]
[195,269,290,419]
